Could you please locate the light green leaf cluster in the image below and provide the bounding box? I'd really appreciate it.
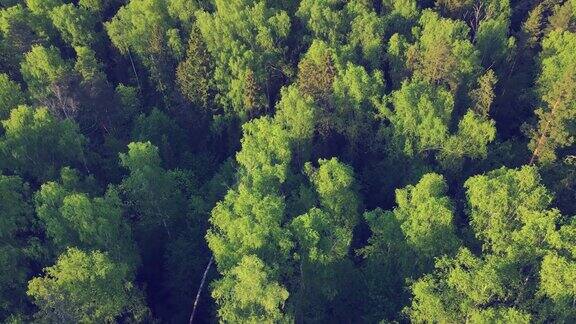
[196,0,290,115]
[406,10,479,90]
[529,31,576,164]
[35,169,139,268]
[0,106,85,182]
[389,79,454,156]
[20,45,72,100]
[50,3,97,47]
[297,0,385,67]
[465,166,560,255]
[212,254,289,323]
[27,248,148,323]
[408,166,576,322]
[105,0,173,55]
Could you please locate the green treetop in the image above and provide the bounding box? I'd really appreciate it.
[464,166,560,255]
[196,0,291,116]
[27,248,149,323]
[528,30,576,164]
[49,3,97,47]
[35,169,139,268]
[408,166,574,322]
[120,141,186,238]
[361,172,461,321]
[0,106,85,182]
[20,45,82,119]
[0,73,26,119]
[211,254,289,323]
[405,9,480,91]
[105,0,173,56]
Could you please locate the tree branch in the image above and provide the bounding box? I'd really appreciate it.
[189,256,214,324]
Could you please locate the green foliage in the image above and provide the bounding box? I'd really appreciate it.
[386,32,410,88]
[0,244,30,320]
[0,174,31,240]
[0,1,574,322]
[74,46,106,84]
[131,108,187,166]
[20,45,71,101]
[388,79,454,156]
[0,73,26,119]
[274,85,316,167]
[540,252,576,319]
[274,86,316,147]
[79,0,108,13]
[176,25,216,110]
[475,14,515,68]
[386,76,496,168]
[290,158,362,322]
[297,0,385,67]
[27,248,148,323]
[208,181,291,272]
[50,4,97,47]
[464,166,559,255]
[236,117,292,189]
[361,172,461,321]
[196,0,290,116]
[0,174,33,319]
[439,110,496,168]
[406,9,479,90]
[345,1,385,67]
[0,106,85,182]
[332,62,384,145]
[120,141,186,237]
[469,69,497,118]
[408,166,576,322]
[297,0,347,45]
[528,30,576,164]
[0,4,49,73]
[105,0,172,56]
[25,0,62,15]
[393,173,460,268]
[407,248,532,323]
[212,254,289,323]
[296,40,337,111]
[306,158,360,230]
[35,169,139,268]
[167,0,200,31]
[114,83,140,120]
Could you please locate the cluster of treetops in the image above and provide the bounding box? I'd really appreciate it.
[0,0,576,322]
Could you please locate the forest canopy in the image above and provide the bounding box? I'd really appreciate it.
[0,0,575,323]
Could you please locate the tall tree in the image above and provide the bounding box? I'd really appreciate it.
[27,248,149,323]
[361,172,461,321]
[528,30,576,164]
[0,106,85,182]
[20,45,81,119]
[35,168,139,268]
[119,141,186,238]
[405,9,480,91]
[49,3,97,47]
[408,166,574,322]
[0,73,25,119]
[291,158,362,322]
[196,0,291,117]
[176,25,216,111]
[0,174,34,319]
